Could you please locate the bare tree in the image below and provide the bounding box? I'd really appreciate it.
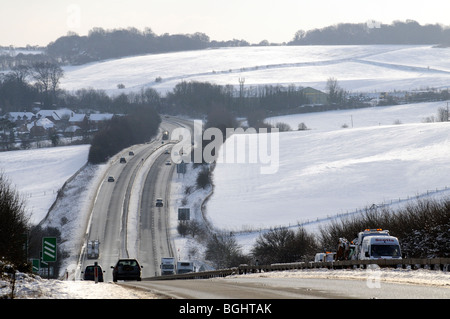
[252,227,317,264]
[274,122,292,132]
[31,62,64,105]
[437,106,449,122]
[9,65,31,84]
[326,77,346,105]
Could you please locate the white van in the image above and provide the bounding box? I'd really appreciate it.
[314,252,335,262]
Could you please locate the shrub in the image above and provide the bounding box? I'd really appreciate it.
[252,227,317,264]
[196,166,212,189]
[0,173,30,266]
[88,106,161,164]
[205,232,247,268]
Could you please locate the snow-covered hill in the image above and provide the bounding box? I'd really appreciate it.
[61,45,450,95]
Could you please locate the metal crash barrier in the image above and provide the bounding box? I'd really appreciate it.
[144,258,450,281]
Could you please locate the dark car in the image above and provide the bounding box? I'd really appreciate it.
[155,198,163,207]
[120,157,126,163]
[111,258,143,282]
[82,264,104,282]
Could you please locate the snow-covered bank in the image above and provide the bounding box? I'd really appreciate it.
[231,268,450,288]
[0,145,90,225]
[1,271,158,299]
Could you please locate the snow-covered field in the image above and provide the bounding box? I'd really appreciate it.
[207,101,450,234]
[61,45,450,95]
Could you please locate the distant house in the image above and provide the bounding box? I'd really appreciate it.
[89,113,115,131]
[89,113,115,122]
[27,117,55,137]
[64,125,82,136]
[5,112,36,124]
[301,87,328,105]
[36,109,74,122]
[69,113,87,124]
[1,108,116,140]
[68,113,88,132]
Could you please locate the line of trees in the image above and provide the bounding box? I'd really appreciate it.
[0,62,64,112]
[0,50,51,72]
[289,20,450,45]
[47,28,252,65]
[165,81,315,118]
[87,106,161,164]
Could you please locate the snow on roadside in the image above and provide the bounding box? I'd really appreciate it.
[1,272,158,299]
[40,162,110,279]
[229,268,450,287]
[169,161,216,270]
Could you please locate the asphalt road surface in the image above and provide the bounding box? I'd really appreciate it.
[121,276,450,299]
[79,119,186,282]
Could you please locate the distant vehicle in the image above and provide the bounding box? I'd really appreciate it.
[87,240,99,259]
[156,198,163,207]
[314,252,335,262]
[162,131,169,140]
[160,257,176,275]
[129,151,134,156]
[164,149,170,154]
[82,264,104,282]
[111,258,143,282]
[120,157,126,163]
[165,160,171,165]
[177,261,194,274]
[107,176,115,182]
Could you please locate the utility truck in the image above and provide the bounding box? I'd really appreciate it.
[160,257,176,275]
[177,261,194,274]
[87,240,99,259]
[352,229,402,260]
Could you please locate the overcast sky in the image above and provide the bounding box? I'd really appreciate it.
[2,0,450,47]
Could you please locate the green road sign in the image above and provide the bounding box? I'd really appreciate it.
[178,208,190,220]
[177,161,186,174]
[32,259,40,273]
[42,237,57,262]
